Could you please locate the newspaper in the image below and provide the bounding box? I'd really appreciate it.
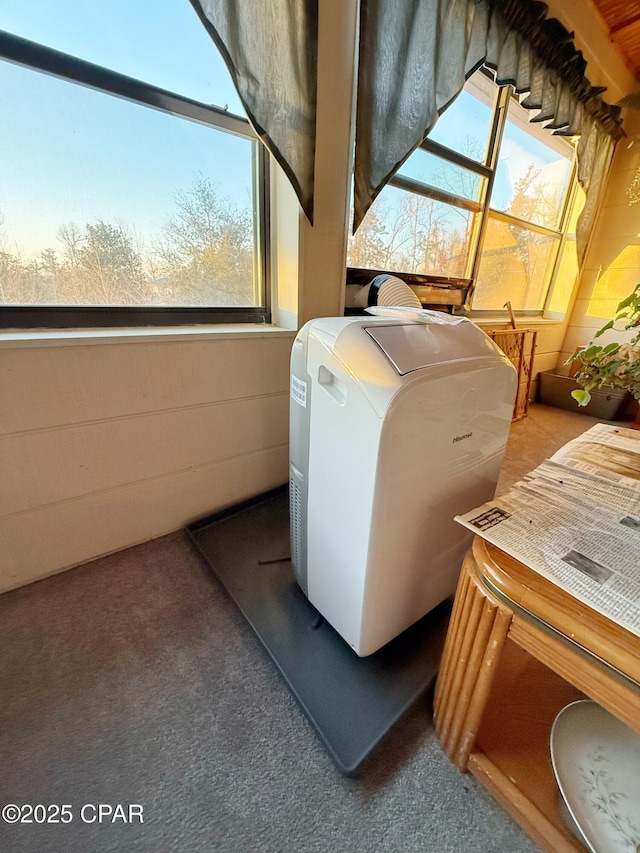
[549,423,640,492]
[455,424,640,638]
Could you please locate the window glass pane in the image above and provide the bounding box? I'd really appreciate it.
[492,99,573,230]
[1,0,245,114]
[0,61,257,308]
[347,184,475,278]
[547,238,578,314]
[548,185,584,314]
[398,149,484,202]
[427,71,495,163]
[473,216,559,310]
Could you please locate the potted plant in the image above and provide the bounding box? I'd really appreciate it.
[566,282,640,410]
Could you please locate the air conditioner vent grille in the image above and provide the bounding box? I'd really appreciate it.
[290,478,303,573]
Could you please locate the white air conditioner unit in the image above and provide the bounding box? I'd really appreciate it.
[289,309,517,656]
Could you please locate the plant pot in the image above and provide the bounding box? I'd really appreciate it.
[538,369,637,421]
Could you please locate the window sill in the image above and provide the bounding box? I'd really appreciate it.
[0,323,297,349]
[470,314,565,327]
[0,314,565,349]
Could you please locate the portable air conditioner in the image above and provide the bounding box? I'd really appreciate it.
[289,308,517,656]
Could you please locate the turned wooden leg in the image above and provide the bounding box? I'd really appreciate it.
[434,551,512,769]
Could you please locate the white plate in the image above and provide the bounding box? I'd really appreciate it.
[551,700,640,853]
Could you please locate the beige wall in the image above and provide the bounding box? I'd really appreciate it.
[549,0,637,364]
[0,331,295,591]
[561,112,640,362]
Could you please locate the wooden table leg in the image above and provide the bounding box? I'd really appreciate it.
[434,551,512,769]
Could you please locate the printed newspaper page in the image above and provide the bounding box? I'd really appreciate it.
[549,423,640,491]
[455,424,640,638]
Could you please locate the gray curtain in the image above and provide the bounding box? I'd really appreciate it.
[190,0,318,223]
[354,0,487,233]
[576,124,614,262]
[354,0,623,261]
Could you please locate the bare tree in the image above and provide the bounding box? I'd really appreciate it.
[0,174,256,308]
[156,174,254,306]
[476,164,566,308]
[51,220,147,304]
[347,191,468,277]
[58,223,83,268]
[347,204,387,269]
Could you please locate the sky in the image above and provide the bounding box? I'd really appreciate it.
[0,0,249,257]
[354,74,573,256]
[0,1,572,260]
[0,0,244,112]
[399,85,572,217]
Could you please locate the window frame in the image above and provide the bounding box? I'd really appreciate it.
[376,124,490,287]
[0,29,270,329]
[348,70,579,317]
[470,83,577,315]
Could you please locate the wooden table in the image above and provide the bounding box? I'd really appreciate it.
[433,536,640,853]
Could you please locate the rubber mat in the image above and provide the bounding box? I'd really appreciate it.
[187,488,450,775]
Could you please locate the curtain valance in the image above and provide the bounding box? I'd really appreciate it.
[191,0,623,260]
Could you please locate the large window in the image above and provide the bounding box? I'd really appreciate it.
[474,94,575,311]
[347,69,578,314]
[348,71,493,285]
[0,0,268,327]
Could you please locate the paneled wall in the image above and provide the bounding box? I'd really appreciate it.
[561,113,640,362]
[0,317,569,593]
[0,331,294,591]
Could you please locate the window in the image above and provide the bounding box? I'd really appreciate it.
[0,0,268,328]
[347,69,578,315]
[347,184,478,279]
[474,94,575,311]
[0,0,245,112]
[348,71,491,284]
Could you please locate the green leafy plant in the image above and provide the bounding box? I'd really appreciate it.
[566,283,640,406]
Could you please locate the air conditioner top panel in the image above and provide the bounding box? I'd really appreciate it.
[363,320,497,375]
